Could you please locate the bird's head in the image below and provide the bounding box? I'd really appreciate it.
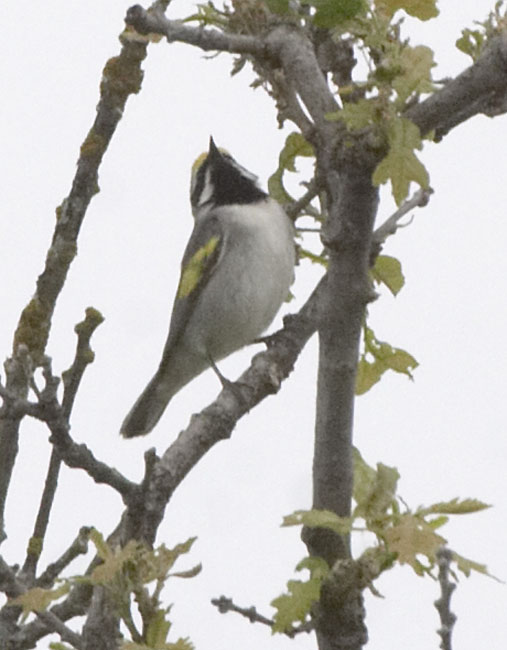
[190,137,266,217]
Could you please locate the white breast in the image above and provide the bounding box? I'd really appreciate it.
[185,198,295,360]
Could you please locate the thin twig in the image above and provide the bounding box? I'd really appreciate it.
[434,546,457,650]
[372,187,433,247]
[61,308,105,419]
[211,595,313,638]
[285,179,320,222]
[36,527,92,589]
[21,450,62,582]
[21,309,105,581]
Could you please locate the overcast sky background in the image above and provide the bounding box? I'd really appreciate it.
[1,1,506,648]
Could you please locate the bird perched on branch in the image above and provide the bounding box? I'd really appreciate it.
[121,137,295,438]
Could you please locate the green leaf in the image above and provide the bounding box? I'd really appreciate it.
[356,326,418,394]
[88,538,139,585]
[376,0,439,21]
[301,0,366,27]
[426,515,449,530]
[120,639,195,650]
[298,247,328,267]
[452,551,500,581]
[268,133,314,204]
[383,514,447,573]
[146,609,171,647]
[295,556,330,578]
[271,557,328,633]
[282,509,353,535]
[392,45,435,105]
[353,450,400,521]
[371,255,404,296]
[122,641,194,650]
[170,563,202,579]
[11,584,70,619]
[326,98,378,130]
[177,237,219,298]
[50,644,73,650]
[456,28,485,61]
[418,498,491,516]
[138,538,198,584]
[89,528,111,561]
[372,117,430,205]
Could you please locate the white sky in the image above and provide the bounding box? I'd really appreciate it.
[1,1,506,649]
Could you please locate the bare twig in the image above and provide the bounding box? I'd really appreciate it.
[1,361,137,503]
[36,526,92,589]
[21,450,62,583]
[434,547,457,650]
[285,178,320,222]
[21,309,105,580]
[372,187,433,248]
[46,412,138,503]
[211,595,313,638]
[61,308,105,419]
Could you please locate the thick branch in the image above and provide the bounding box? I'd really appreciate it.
[126,6,339,137]
[126,5,260,54]
[407,33,507,138]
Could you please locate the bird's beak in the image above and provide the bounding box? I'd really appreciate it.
[209,136,220,158]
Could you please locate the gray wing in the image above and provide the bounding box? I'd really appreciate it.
[159,214,225,367]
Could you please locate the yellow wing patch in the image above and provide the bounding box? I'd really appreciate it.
[177,236,220,299]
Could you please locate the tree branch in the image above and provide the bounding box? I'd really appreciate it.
[211,595,313,638]
[125,4,261,54]
[407,33,507,139]
[0,18,149,546]
[370,187,433,263]
[434,547,457,650]
[125,277,324,544]
[21,309,104,583]
[36,526,92,589]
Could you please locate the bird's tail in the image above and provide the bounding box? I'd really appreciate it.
[120,369,177,438]
[121,347,210,438]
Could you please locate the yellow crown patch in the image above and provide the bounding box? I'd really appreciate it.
[191,147,230,175]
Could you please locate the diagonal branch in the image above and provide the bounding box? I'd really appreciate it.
[125,276,324,543]
[407,33,507,139]
[0,20,150,545]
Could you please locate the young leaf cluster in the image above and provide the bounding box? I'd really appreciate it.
[356,323,418,394]
[271,451,492,632]
[11,530,200,650]
[456,1,507,62]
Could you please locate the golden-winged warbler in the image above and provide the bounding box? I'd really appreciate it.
[121,137,295,437]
